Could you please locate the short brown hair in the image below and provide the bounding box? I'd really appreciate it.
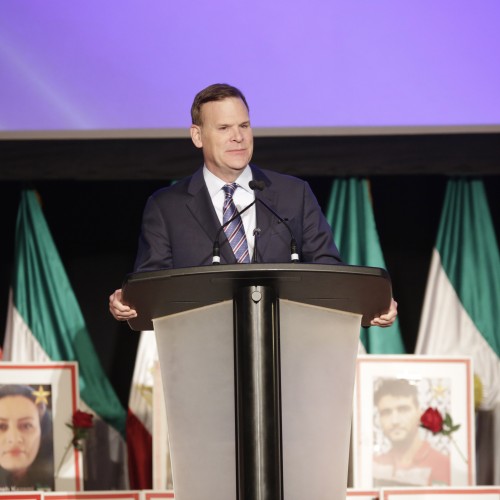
[191,83,249,125]
[374,378,419,407]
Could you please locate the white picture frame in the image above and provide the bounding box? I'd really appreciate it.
[352,356,475,489]
[0,362,81,492]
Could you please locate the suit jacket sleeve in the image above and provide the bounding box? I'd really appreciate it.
[133,193,173,272]
[300,181,342,264]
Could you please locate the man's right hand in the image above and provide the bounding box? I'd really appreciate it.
[109,288,137,321]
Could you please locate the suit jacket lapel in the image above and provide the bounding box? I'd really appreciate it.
[251,166,278,261]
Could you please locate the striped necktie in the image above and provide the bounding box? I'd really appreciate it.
[222,183,250,263]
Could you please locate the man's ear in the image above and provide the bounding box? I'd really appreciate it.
[190,125,203,149]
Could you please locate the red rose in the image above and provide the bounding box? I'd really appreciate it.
[72,410,94,429]
[420,407,443,433]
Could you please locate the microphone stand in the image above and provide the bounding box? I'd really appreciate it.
[254,197,299,262]
[252,228,261,263]
[249,180,299,263]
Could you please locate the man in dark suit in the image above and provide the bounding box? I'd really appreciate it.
[109,83,397,326]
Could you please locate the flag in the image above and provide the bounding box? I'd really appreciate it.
[3,190,128,489]
[415,178,500,408]
[325,177,405,353]
[127,330,157,489]
[415,178,500,483]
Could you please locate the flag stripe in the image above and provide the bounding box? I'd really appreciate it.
[127,330,157,488]
[127,409,153,489]
[4,292,52,362]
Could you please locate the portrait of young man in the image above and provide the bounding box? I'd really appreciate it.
[372,378,450,487]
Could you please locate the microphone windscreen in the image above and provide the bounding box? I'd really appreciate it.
[249,180,265,191]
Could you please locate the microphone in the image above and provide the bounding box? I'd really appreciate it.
[212,199,256,264]
[248,180,300,262]
[248,179,265,192]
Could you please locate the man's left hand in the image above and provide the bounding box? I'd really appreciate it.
[370,298,398,327]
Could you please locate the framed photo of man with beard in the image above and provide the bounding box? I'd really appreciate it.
[352,356,475,489]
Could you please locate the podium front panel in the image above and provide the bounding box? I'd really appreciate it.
[280,299,362,500]
[153,297,362,500]
[154,301,236,500]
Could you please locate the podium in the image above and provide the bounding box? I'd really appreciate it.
[123,263,392,500]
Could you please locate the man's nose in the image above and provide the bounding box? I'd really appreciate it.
[388,411,400,424]
[231,127,243,142]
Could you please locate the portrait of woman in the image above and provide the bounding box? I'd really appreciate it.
[0,384,54,491]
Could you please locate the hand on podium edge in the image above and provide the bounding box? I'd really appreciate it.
[109,288,138,321]
[370,298,398,327]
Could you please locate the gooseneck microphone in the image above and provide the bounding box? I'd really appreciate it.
[212,199,256,264]
[248,180,300,262]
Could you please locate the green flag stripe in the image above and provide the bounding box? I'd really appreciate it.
[436,179,500,357]
[326,178,405,354]
[13,191,126,434]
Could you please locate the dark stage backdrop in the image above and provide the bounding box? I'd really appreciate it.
[1,175,499,407]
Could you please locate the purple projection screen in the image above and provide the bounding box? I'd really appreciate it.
[1,0,499,138]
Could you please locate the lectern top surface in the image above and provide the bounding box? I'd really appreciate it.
[123,263,392,331]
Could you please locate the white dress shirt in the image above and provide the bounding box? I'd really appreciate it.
[203,165,257,259]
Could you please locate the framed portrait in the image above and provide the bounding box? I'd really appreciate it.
[45,493,141,500]
[0,362,81,492]
[379,486,500,499]
[352,356,475,489]
[346,488,379,499]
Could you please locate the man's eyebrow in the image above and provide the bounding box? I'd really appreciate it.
[215,120,250,127]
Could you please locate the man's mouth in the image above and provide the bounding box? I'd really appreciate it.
[389,427,405,434]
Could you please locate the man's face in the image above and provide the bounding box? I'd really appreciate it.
[190,97,253,183]
[377,394,420,447]
[0,396,42,474]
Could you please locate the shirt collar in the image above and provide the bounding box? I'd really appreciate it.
[203,165,253,198]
